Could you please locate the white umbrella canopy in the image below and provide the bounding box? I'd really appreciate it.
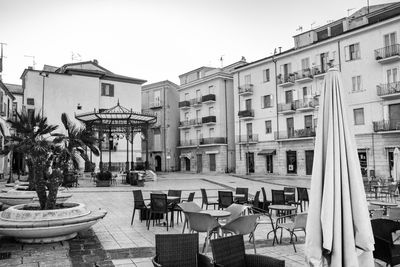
[393,147,400,182]
[305,68,374,266]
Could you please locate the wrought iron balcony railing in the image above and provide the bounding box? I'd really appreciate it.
[278,102,296,112]
[376,81,400,97]
[191,97,202,106]
[277,74,295,85]
[238,109,254,118]
[295,98,316,109]
[373,119,400,132]
[149,101,163,109]
[202,94,216,102]
[275,128,316,140]
[178,100,191,108]
[238,84,254,95]
[202,115,216,123]
[237,134,259,143]
[375,44,400,60]
[180,137,227,146]
[294,69,313,81]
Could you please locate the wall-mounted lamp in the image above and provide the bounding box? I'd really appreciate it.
[77,103,82,110]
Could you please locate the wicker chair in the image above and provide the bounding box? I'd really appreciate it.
[235,187,249,204]
[178,202,202,233]
[210,234,285,267]
[275,212,307,252]
[261,187,271,211]
[131,190,148,225]
[283,187,296,205]
[200,189,218,210]
[167,190,182,225]
[147,193,171,231]
[371,219,400,266]
[218,191,234,209]
[296,187,309,212]
[152,233,213,267]
[251,205,279,245]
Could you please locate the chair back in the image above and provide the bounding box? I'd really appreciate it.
[133,190,146,209]
[201,188,209,204]
[150,193,168,213]
[218,191,233,209]
[178,202,202,213]
[225,204,248,223]
[370,208,385,219]
[222,214,259,235]
[271,190,285,205]
[293,212,308,230]
[187,192,195,202]
[389,207,400,221]
[235,187,249,202]
[284,187,296,203]
[210,235,246,267]
[297,187,309,201]
[186,212,220,233]
[154,233,199,267]
[371,219,400,245]
[168,190,182,202]
[252,191,260,208]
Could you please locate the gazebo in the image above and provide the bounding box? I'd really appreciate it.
[75,102,156,171]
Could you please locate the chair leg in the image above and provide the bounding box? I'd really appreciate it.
[182,219,187,234]
[131,209,135,225]
[252,232,256,254]
[166,212,169,231]
[291,232,297,253]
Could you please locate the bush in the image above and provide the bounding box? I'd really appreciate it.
[85,161,96,172]
[96,171,112,181]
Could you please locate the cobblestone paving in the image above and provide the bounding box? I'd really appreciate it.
[1,172,377,266]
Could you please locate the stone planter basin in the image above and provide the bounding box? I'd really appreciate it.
[0,202,107,243]
[0,189,72,208]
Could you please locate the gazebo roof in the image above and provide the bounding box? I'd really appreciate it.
[75,102,156,133]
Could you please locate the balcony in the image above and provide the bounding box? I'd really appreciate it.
[278,103,296,114]
[191,97,202,107]
[149,101,162,109]
[373,119,400,133]
[377,82,400,99]
[199,137,226,145]
[179,119,194,129]
[202,94,216,104]
[238,84,254,96]
[275,128,316,140]
[375,44,400,64]
[312,65,328,79]
[295,98,316,112]
[193,118,203,127]
[202,115,216,125]
[277,75,295,87]
[179,100,191,109]
[294,69,313,83]
[237,134,259,144]
[238,109,254,120]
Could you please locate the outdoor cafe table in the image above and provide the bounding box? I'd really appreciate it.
[369,201,398,215]
[199,210,231,220]
[268,204,297,216]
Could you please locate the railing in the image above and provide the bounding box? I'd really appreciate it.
[191,97,202,106]
[312,65,329,76]
[180,137,226,146]
[294,69,313,80]
[238,109,254,118]
[193,118,202,126]
[238,84,254,94]
[375,44,400,60]
[275,128,316,140]
[277,102,296,112]
[202,115,216,123]
[373,119,400,132]
[295,98,316,109]
[377,81,400,96]
[179,119,195,127]
[178,100,191,108]
[202,94,216,102]
[277,74,295,85]
[149,101,162,109]
[237,134,259,143]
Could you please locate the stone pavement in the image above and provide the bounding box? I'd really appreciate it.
[0,172,310,266]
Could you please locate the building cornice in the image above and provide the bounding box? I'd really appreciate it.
[178,72,233,91]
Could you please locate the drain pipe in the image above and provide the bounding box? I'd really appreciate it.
[224,79,229,172]
[237,71,242,161]
[273,57,279,140]
[163,86,167,171]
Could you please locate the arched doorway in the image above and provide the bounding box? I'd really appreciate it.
[155,155,162,172]
[184,157,190,171]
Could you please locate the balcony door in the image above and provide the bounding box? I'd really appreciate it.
[389,103,400,129]
[245,99,252,110]
[285,90,293,104]
[305,150,314,175]
[384,32,397,56]
[246,123,253,141]
[197,154,202,173]
[287,117,294,138]
[246,152,255,173]
[386,68,398,84]
[320,52,329,72]
[286,151,297,174]
[305,115,313,130]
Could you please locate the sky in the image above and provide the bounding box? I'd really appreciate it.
[0,0,396,85]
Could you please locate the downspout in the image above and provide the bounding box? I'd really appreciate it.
[163,86,167,171]
[224,79,229,172]
[337,40,342,71]
[372,133,376,176]
[237,72,242,161]
[273,57,279,140]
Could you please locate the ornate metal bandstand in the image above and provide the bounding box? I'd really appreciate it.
[75,102,156,171]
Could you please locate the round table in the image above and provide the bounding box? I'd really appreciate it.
[268,204,297,212]
[199,210,231,219]
[369,201,398,215]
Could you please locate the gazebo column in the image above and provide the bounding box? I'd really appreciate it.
[125,134,129,172]
[99,134,103,171]
[131,129,134,170]
[145,125,149,170]
[108,128,112,171]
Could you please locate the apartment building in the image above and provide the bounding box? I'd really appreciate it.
[141,80,180,172]
[21,60,146,170]
[178,59,246,173]
[233,3,400,178]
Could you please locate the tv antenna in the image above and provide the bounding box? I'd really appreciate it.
[347,8,355,16]
[296,26,303,32]
[0,42,7,74]
[219,55,224,68]
[71,52,82,62]
[310,22,316,30]
[24,55,36,69]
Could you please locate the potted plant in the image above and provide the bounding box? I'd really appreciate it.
[96,171,112,187]
[0,110,106,243]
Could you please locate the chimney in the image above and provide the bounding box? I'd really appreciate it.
[28,66,33,70]
[93,59,98,64]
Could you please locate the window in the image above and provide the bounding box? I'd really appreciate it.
[101,83,114,97]
[154,90,161,105]
[387,68,398,83]
[301,58,310,70]
[244,74,251,85]
[263,69,270,82]
[27,98,35,105]
[196,130,202,140]
[285,90,293,103]
[209,128,214,137]
[262,95,272,108]
[196,89,201,99]
[27,108,34,118]
[345,43,360,61]
[208,85,214,94]
[302,87,309,98]
[184,112,189,121]
[351,76,363,92]
[354,108,365,125]
[196,110,201,121]
[184,131,189,142]
[304,115,313,129]
[184,93,189,100]
[265,120,272,134]
[245,99,252,110]
[209,106,214,116]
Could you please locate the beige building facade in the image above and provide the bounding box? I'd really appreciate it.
[233,3,400,179]
[141,80,180,172]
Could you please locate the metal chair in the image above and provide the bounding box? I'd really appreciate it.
[250,204,279,246]
[147,193,171,231]
[389,207,400,221]
[152,233,213,267]
[218,191,234,210]
[271,190,285,205]
[200,189,218,210]
[178,202,202,233]
[221,214,259,253]
[224,203,248,224]
[131,190,148,225]
[283,187,296,205]
[210,235,285,267]
[371,219,400,266]
[261,187,271,211]
[234,187,249,204]
[370,208,385,219]
[183,192,195,202]
[275,212,307,252]
[296,187,309,212]
[167,190,182,225]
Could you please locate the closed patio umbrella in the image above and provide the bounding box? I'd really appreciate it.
[393,147,400,182]
[305,68,374,266]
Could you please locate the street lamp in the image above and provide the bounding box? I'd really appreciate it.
[8,128,16,183]
[39,72,49,117]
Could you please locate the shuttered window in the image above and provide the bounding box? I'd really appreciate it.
[101,83,114,97]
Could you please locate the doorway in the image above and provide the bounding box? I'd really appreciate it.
[266,154,273,173]
[246,152,255,174]
[389,103,400,129]
[287,117,294,138]
[155,155,161,172]
[209,154,216,171]
[184,158,190,171]
[286,151,297,174]
[358,151,367,177]
[197,154,202,173]
[305,150,314,175]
